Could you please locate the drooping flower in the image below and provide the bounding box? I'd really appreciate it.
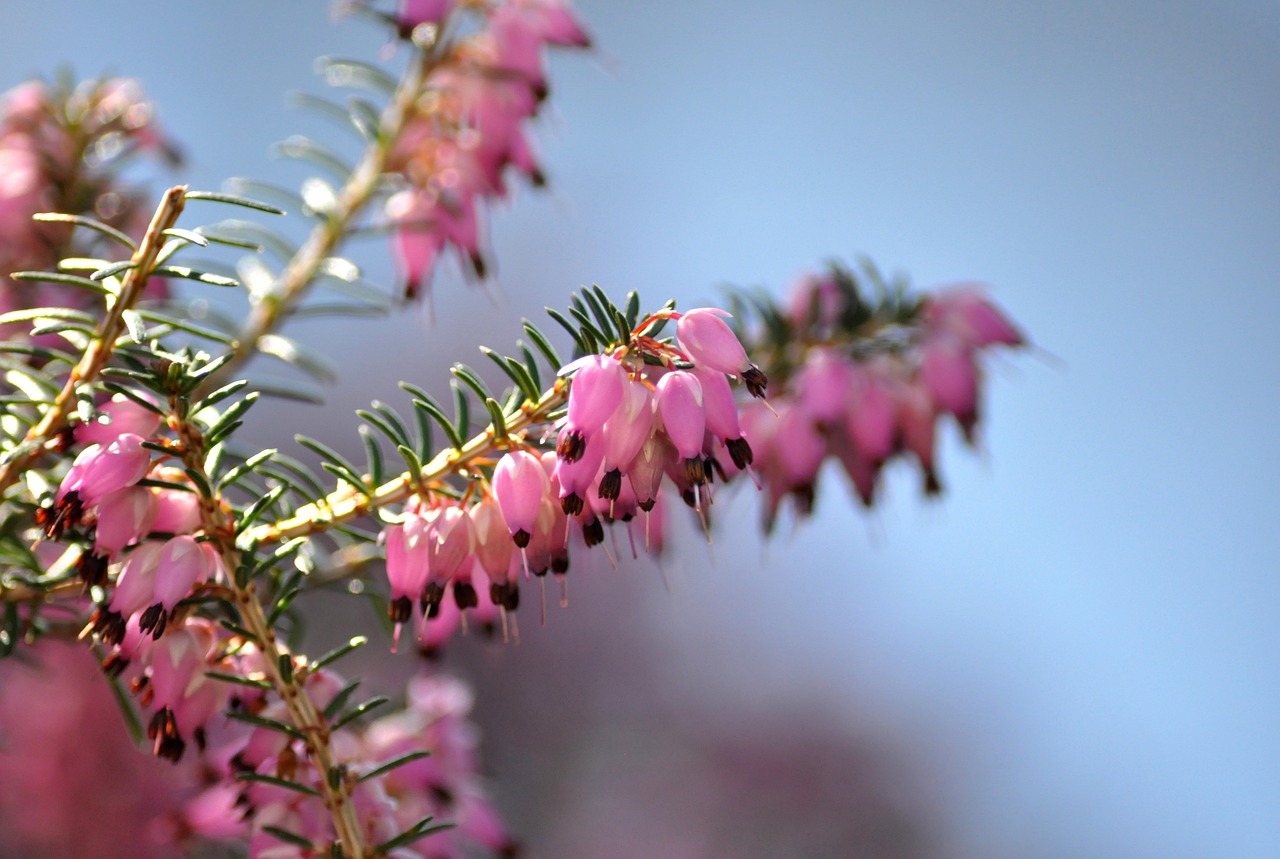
[676,308,768,398]
[491,449,550,547]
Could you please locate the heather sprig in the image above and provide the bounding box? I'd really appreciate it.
[0,3,1032,857]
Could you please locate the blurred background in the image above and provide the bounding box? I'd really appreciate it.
[1,1,1278,857]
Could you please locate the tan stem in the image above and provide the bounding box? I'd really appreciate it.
[247,380,568,547]
[0,185,187,495]
[173,414,368,858]
[196,48,435,398]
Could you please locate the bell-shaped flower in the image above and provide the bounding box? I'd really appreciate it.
[627,434,674,511]
[383,512,432,646]
[655,370,707,486]
[75,393,163,447]
[553,432,604,516]
[898,381,941,495]
[110,542,164,613]
[152,536,213,611]
[420,505,474,617]
[149,483,203,535]
[492,450,550,547]
[557,354,625,462]
[677,308,768,398]
[920,334,979,437]
[795,347,855,425]
[926,286,1023,349]
[469,496,514,585]
[597,376,654,500]
[692,365,752,470]
[845,360,899,462]
[775,406,826,492]
[93,486,157,559]
[58,433,151,509]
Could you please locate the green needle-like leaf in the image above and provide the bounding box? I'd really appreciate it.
[185,190,286,215]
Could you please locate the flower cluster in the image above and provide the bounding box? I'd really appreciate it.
[37,394,218,649]
[385,0,588,298]
[739,268,1024,527]
[0,78,176,337]
[0,639,510,859]
[382,305,768,645]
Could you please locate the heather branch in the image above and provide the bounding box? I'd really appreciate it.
[198,46,437,396]
[0,185,187,495]
[248,379,570,546]
[171,408,370,858]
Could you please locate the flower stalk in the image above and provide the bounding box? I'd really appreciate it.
[0,185,187,495]
[171,400,370,859]
[198,45,439,397]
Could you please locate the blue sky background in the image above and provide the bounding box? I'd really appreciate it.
[2,2,1278,857]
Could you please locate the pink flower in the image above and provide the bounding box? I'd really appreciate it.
[676,308,768,397]
[557,353,626,462]
[75,393,163,446]
[492,450,550,547]
[925,286,1023,348]
[147,626,225,762]
[693,365,752,470]
[598,375,655,500]
[93,485,157,558]
[898,382,941,495]
[845,360,899,463]
[148,536,215,624]
[655,369,707,485]
[794,347,854,424]
[468,495,514,585]
[383,512,432,645]
[420,505,474,616]
[553,426,604,515]
[920,334,979,437]
[58,433,151,509]
[150,483,203,535]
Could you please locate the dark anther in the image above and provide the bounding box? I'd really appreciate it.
[138,603,168,640]
[791,484,815,516]
[388,595,413,624]
[91,606,127,647]
[741,364,769,399]
[512,528,531,549]
[560,492,584,517]
[726,436,754,470]
[37,490,83,540]
[52,426,76,453]
[581,517,604,548]
[638,497,656,512]
[148,708,185,763]
[78,551,109,588]
[556,428,586,463]
[597,468,622,501]
[489,582,509,609]
[453,582,478,610]
[550,552,569,575]
[100,652,129,678]
[420,582,445,617]
[683,456,706,487]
